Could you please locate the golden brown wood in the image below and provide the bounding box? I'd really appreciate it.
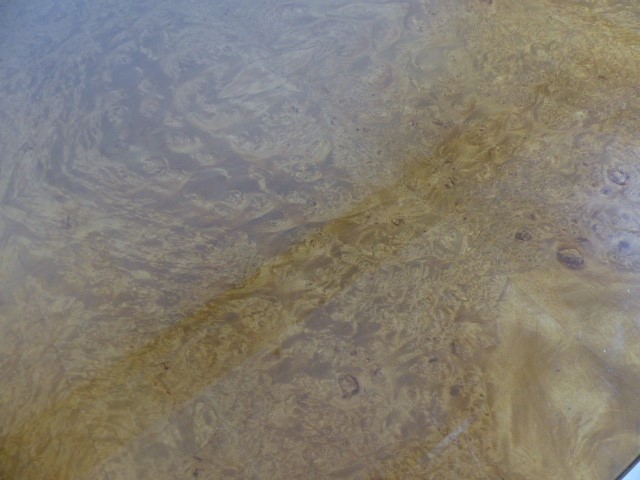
[1,0,639,478]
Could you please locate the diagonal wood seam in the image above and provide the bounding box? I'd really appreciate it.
[4,1,640,476]
[0,147,471,479]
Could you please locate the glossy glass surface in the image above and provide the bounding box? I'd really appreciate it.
[1,0,639,478]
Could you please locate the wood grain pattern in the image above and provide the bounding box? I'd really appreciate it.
[1,0,639,478]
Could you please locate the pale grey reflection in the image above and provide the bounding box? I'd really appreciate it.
[0,0,640,479]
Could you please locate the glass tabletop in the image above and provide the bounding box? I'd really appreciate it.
[0,0,639,478]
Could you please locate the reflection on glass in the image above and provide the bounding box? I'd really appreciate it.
[1,0,640,478]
